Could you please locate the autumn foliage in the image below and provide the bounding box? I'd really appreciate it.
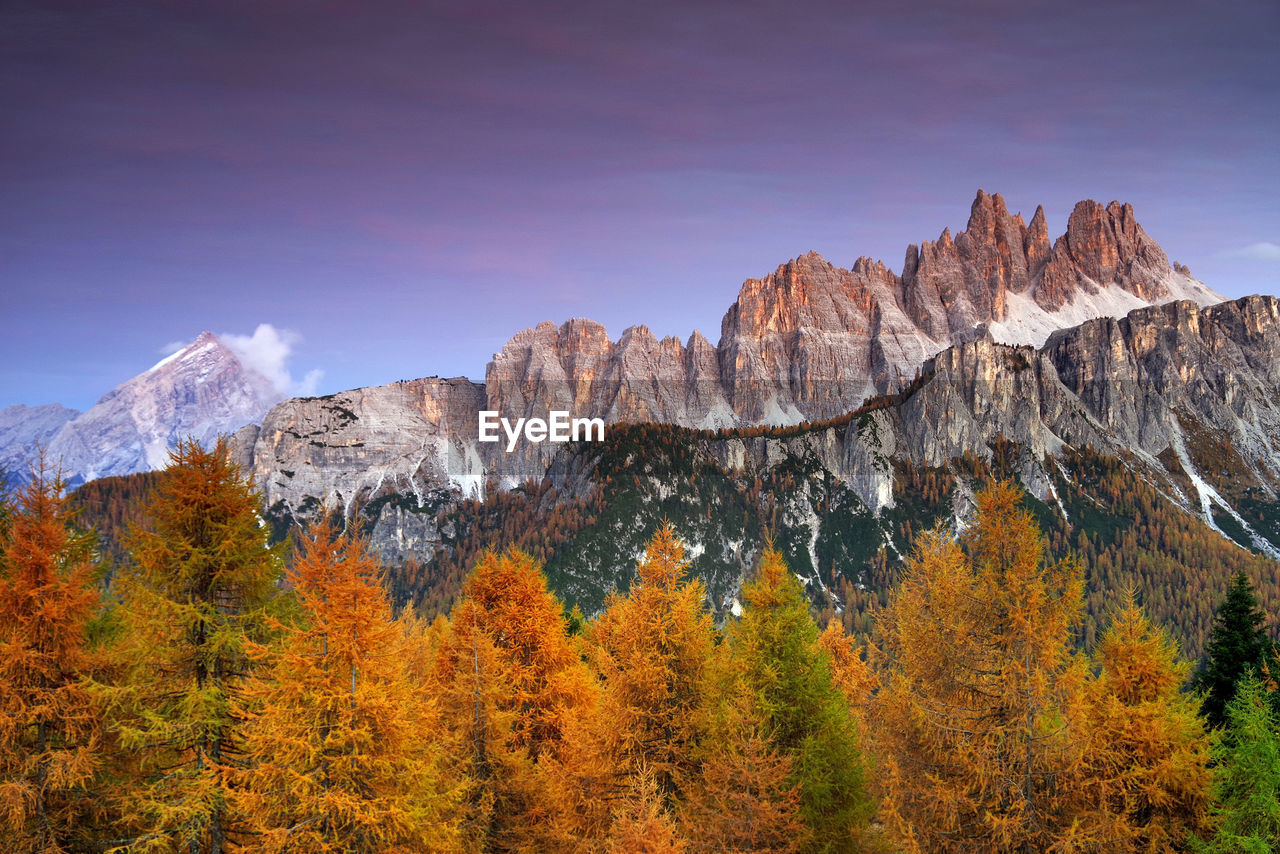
[108,438,283,854]
[6,436,1276,854]
[0,461,103,853]
[871,481,1216,852]
[232,516,460,853]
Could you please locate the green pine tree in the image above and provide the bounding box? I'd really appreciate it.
[1194,571,1275,728]
[726,545,872,854]
[1193,675,1280,853]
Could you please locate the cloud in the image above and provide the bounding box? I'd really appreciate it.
[1225,241,1280,262]
[297,368,324,397]
[221,323,324,397]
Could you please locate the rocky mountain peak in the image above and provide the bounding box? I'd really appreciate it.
[479,191,1223,437]
[1024,205,1051,270]
[43,331,282,485]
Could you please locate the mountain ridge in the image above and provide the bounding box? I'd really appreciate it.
[0,191,1227,492]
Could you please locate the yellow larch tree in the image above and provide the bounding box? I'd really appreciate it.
[584,522,716,798]
[872,480,1096,853]
[678,688,808,854]
[1083,590,1211,851]
[0,462,104,853]
[107,438,283,854]
[817,620,877,719]
[232,515,462,853]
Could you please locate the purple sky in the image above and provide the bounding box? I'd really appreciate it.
[3,0,1278,411]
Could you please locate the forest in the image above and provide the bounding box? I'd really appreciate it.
[3,438,1280,853]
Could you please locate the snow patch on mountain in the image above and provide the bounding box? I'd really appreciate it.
[990,274,1224,348]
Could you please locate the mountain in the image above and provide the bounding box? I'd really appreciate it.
[0,403,80,484]
[485,192,1220,431]
[59,191,1280,658]
[366,295,1280,662]
[238,191,1225,528]
[42,332,283,486]
[6,190,1218,493]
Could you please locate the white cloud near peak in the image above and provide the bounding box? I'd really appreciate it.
[221,323,324,397]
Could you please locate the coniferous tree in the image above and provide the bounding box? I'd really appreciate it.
[1195,570,1275,729]
[604,768,689,854]
[430,548,594,852]
[109,438,283,854]
[583,522,716,799]
[232,516,461,853]
[543,523,714,850]
[454,549,594,760]
[726,545,871,854]
[679,689,808,854]
[430,591,539,852]
[1085,591,1211,851]
[1194,676,1280,853]
[872,481,1096,852]
[816,620,876,730]
[0,462,104,853]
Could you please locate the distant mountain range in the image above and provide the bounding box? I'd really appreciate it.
[2,191,1231,494]
[228,191,1231,536]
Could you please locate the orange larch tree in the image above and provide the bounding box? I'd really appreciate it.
[428,547,596,851]
[232,516,462,853]
[429,600,539,853]
[453,549,595,760]
[817,620,877,716]
[541,522,716,851]
[0,462,104,853]
[604,768,689,854]
[583,522,716,800]
[872,481,1096,852]
[1084,590,1211,851]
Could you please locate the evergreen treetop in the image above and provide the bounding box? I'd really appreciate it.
[1195,570,1275,729]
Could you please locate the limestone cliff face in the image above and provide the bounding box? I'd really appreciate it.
[500,192,1221,433]
[239,295,1280,565]
[717,252,933,422]
[485,318,730,429]
[903,189,1031,335]
[229,191,1253,559]
[1044,296,1280,490]
[244,377,485,556]
[883,296,1280,555]
[683,295,1280,557]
